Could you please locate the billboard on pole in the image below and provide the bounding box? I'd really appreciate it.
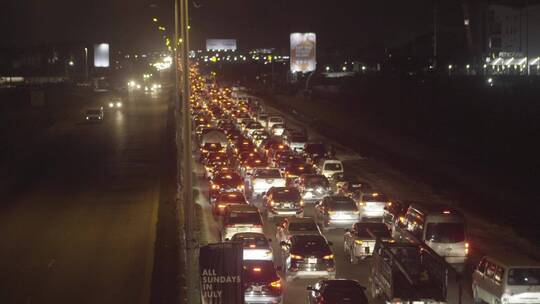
[199,242,244,304]
[94,43,110,68]
[206,39,237,51]
[290,33,316,73]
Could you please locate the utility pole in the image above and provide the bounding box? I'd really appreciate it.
[179,0,197,303]
[433,0,438,70]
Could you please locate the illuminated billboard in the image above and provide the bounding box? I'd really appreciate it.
[94,43,110,68]
[290,33,316,73]
[206,39,237,51]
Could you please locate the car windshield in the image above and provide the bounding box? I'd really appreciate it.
[425,223,465,243]
[225,212,262,225]
[328,198,357,211]
[291,235,329,253]
[305,176,329,187]
[288,221,318,232]
[507,268,540,285]
[324,163,342,171]
[254,169,281,178]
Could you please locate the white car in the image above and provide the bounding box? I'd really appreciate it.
[221,205,264,241]
[230,232,273,261]
[247,168,286,199]
[318,159,344,179]
[270,124,285,136]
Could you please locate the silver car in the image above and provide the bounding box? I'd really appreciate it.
[314,196,360,231]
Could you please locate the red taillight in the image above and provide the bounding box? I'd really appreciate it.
[249,244,256,248]
[465,242,470,255]
[253,224,262,228]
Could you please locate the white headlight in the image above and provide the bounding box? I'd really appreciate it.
[116,102,122,107]
[108,103,114,107]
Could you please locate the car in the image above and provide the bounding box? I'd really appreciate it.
[472,254,540,304]
[256,113,269,129]
[84,107,104,121]
[240,157,269,178]
[307,279,368,304]
[266,115,284,131]
[357,192,390,221]
[212,191,248,216]
[283,130,308,153]
[244,121,264,137]
[263,187,304,219]
[210,171,244,202]
[275,217,321,244]
[303,142,327,164]
[343,222,393,263]
[317,159,344,179]
[280,234,335,281]
[270,123,285,136]
[382,200,410,231]
[243,260,283,304]
[221,205,264,241]
[202,152,229,178]
[107,97,123,109]
[284,161,314,185]
[231,232,273,261]
[314,196,360,231]
[298,174,331,203]
[246,168,286,199]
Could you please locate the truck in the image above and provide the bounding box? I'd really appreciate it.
[369,238,449,304]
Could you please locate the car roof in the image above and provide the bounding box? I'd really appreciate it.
[482,253,540,267]
[286,217,315,223]
[408,203,462,217]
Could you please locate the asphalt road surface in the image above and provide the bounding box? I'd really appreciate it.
[0,89,172,304]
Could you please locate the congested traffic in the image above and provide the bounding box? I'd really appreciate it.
[189,67,540,304]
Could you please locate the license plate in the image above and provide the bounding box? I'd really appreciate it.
[308,258,317,264]
[252,286,262,292]
[283,203,291,208]
[266,179,274,183]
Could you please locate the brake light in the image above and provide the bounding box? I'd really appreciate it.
[443,210,451,214]
[211,184,219,190]
[237,184,244,190]
[354,240,363,245]
[253,267,261,272]
[249,244,256,248]
[465,242,470,255]
[218,204,227,209]
[290,254,303,260]
[270,279,281,289]
[323,254,334,260]
[270,200,275,206]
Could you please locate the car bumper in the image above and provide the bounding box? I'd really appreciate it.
[324,217,359,228]
[289,269,335,280]
[268,208,303,217]
[302,191,327,202]
[245,294,282,304]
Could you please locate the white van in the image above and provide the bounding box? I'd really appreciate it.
[472,255,540,304]
[267,115,284,131]
[318,159,344,179]
[394,203,468,272]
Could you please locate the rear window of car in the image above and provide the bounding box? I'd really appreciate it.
[288,222,318,232]
[269,117,283,122]
[214,174,241,184]
[425,223,465,243]
[291,235,328,251]
[254,169,281,178]
[354,223,391,238]
[290,135,307,142]
[242,261,278,283]
[507,268,540,285]
[232,234,269,247]
[225,212,262,225]
[219,193,246,204]
[272,188,301,201]
[86,110,101,115]
[327,199,357,211]
[324,163,342,171]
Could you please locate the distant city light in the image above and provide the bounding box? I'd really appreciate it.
[325,66,330,71]
[466,64,470,69]
[342,66,346,71]
[362,66,366,71]
[448,64,453,70]
[68,60,74,66]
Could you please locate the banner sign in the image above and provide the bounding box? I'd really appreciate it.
[290,33,316,73]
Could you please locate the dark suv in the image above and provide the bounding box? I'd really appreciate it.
[280,234,335,282]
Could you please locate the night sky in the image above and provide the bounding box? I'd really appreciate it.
[1,0,443,51]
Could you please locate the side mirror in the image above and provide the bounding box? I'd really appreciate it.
[306,285,313,291]
[327,241,333,246]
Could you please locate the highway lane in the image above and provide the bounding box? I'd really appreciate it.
[0,89,172,304]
